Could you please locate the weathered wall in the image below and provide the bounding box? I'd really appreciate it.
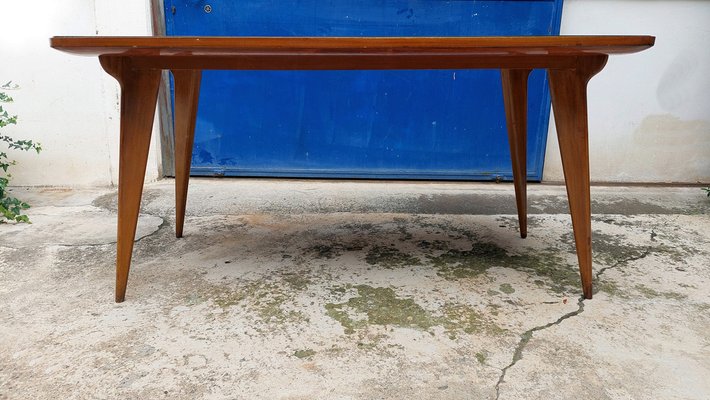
[0,1,160,186]
[543,0,710,183]
[1,1,708,186]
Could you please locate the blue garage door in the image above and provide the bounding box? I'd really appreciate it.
[164,0,563,181]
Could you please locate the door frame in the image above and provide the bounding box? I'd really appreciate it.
[151,0,563,180]
[150,0,176,177]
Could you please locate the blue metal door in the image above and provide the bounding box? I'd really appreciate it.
[164,1,563,181]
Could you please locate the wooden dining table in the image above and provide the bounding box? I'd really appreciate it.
[50,35,654,302]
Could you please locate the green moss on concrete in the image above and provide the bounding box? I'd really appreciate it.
[594,280,627,298]
[356,341,379,350]
[356,334,390,350]
[282,273,311,291]
[325,285,504,338]
[330,285,350,295]
[411,217,478,241]
[563,231,690,268]
[426,241,579,294]
[305,241,366,260]
[397,225,414,241]
[496,216,543,230]
[634,284,687,300]
[475,352,487,364]
[324,304,360,335]
[487,304,501,316]
[213,282,263,309]
[440,303,505,339]
[590,233,649,265]
[499,283,515,294]
[653,243,696,263]
[417,240,450,251]
[213,278,308,325]
[592,216,637,228]
[184,292,206,305]
[342,220,642,296]
[427,243,507,279]
[520,252,581,293]
[293,349,316,359]
[365,246,422,269]
[325,285,434,334]
[307,244,341,259]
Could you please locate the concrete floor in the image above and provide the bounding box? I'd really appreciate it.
[1,179,708,399]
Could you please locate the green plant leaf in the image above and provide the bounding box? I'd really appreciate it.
[0,86,39,223]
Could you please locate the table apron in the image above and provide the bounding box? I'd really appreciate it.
[123,54,592,71]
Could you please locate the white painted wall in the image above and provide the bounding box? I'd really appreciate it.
[0,0,160,187]
[1,1,708,186]
[544,0,710,183]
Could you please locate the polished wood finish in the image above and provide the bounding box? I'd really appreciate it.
[51,36,653,71]
[501,69,531,239]
[172,70,202,238]
[548,55,609,299]
[50,36,655,56]
[99,56,161,302]
[128,54,583,71]
[52,36,654,302]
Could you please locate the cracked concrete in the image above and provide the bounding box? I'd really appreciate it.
[494,249,654,400]
[495,297,586,400]
[1,180,709,399]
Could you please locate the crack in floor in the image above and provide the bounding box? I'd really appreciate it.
[134,217,168,243]
[594,248,651,281]
[0,215,166,249]
[494,250,652,400]
[494,296,585,400]
[54,242,114,248]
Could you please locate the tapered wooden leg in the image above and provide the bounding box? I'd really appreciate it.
[501,69,531,239]
[100,56,161,303]
[548,55,608,300]
[172,70,202,238]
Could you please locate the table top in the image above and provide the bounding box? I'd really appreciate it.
[51,36,654,57]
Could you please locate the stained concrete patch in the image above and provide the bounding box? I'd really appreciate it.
[365,245,422,268]
[1,180,708,399]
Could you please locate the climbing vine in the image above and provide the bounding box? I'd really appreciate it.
[0,82,41,223]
